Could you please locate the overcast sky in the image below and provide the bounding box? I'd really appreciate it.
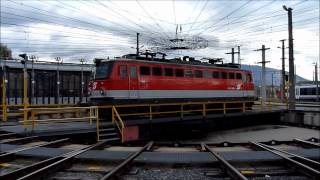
[1,0,319,80]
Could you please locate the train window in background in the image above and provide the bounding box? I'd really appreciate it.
[229,72,235,79]
[140,66,150,75]
[203,71,211,78]
[185,70,193,77]
[175,69,184,77]
[152,67,162,76]
[130,66,137,78]
[164,68,174,76]
[119,65,127,79]
[195,70,203,78]
[212,71,220,78]
[221,72,227,79]
[236,73,242,80]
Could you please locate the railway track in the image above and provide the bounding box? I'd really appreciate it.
[0,133,319,180]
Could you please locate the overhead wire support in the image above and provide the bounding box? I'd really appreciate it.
[255,45,270,106]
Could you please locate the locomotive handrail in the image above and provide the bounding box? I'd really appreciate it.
[112,106,125,143]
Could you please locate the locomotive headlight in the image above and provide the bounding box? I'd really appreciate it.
[100,90,104,95]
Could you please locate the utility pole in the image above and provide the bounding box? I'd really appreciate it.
[283,5,295,110]
[315,63,319,102]
[19,53,29,126]
[278,39,286,103]
[55,57,62,104]
[1,58,8,121]
[136,33,140,56]
[30,55,36,104]
[255,45,270,105]
[237,45,241,65]
[80,58,85,103]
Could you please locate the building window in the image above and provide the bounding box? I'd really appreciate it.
[119,65,127,79]
[236,73,242,80]
[212,71,220,78]
[175,69,184,77]
[194,70,203,78]
[229,72,235,79]
[164,68,173,76]
[152,67,162,76]
[140,66,150,75]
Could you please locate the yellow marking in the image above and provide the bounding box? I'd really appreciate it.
[87,166,101,171]
[0,163,10,167]
[240,170,255,174]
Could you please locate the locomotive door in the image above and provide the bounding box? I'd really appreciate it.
[128,66,139,99]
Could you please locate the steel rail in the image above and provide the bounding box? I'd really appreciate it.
[100,141,154,180]
[294,138,320,148]
[0,136,38,144]
[0,138,69,159]
[259,143,320,167]
[0,132,16,138]
[250,141,320,178]
[202,143,248,180]
[17,139,111,180]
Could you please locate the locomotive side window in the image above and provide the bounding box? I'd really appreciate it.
[185,70,193,77]
[228,72,235,79]
[119,65,127,79]
[236,73,242,79]
[130,66,137,78]
[140,66,150,75]
[152,67,162,76]
[212,71,220,78]
[203,71,211,78]
[221,72,227,79]
[175,69,184,77]
[164,68,174,76]
[195,70,203,78]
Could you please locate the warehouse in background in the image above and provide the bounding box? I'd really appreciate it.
[0,59,93,105]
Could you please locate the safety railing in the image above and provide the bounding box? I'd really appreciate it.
[1,104,76,122]
[19,106,98,131]
[111,106,125,143]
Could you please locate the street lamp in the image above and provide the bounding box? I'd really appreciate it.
[79,58,86,103]
[55,57,62,104]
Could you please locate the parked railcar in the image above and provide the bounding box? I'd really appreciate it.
[89,55,255,104]
[295,85,320,101]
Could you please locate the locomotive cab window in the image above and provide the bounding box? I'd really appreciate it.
[119,65,127,79]
[140,66,150,75]
[212,71,220,78]
[130,66,137,78]
[247,74,252,82]
[175,69,184,77]
[229,72,235,79]
[152,67,162,76]
[164,68,174,76]
[95,62,113,79]
[221,72,227,79]
[195,70,203,78]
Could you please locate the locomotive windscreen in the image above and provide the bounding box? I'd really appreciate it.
[95,61,113,79]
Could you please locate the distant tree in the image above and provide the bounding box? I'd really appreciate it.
[0,43,12,59]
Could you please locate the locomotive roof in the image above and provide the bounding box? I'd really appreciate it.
[99,58,251,72]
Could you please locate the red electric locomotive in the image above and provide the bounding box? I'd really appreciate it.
[89,54,255,104]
